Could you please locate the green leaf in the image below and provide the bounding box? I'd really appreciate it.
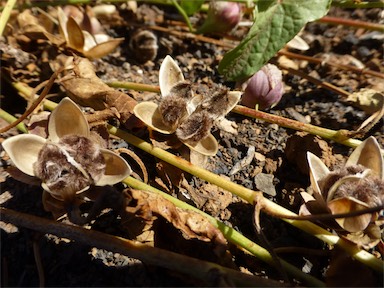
[218,0,331,81]
[180,0,204,16]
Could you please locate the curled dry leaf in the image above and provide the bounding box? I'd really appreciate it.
[126,189,229,262]
[59,56,137,128]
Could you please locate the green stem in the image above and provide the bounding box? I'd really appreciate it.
[0,109,28,133]
[0,0,17,36]
[107,81,160,93]
[232,105,362,148]
[170,0,194,32]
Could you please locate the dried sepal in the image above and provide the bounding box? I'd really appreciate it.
[66,16,85,50]
[97,149,132,186]
[307,152,329,207]
[346,136,383,179]
[48,97,90,142]
[159,55,185,96]
[327,197,372,233]
[83,37,124,59]
[133,102,175,134]
[2,134,46,176]
[182,133,218,156]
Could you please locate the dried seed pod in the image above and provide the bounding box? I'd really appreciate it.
[304,137,384,234]
[129,29,158,63]
[198,86,229,117]
[34,135,106,201]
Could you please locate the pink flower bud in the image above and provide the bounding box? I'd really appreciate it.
[240,64,284,110]
[197,1,241,35]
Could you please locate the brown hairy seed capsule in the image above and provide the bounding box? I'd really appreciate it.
[158,96,188,130]
[34,135,106,201]
[129,29,158,63]
[198,85,229,118]
[319,164,384,208]
[176,110,214,146]
[168,81,194,100]
[158,81,193,129]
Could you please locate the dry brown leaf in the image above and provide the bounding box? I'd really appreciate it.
[126,189,229,262]
[155,161,185,193]
[58,56,137,127]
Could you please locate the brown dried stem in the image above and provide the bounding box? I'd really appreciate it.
[278,50,384,79]
[0,70,60,133]
[318,15,384,32]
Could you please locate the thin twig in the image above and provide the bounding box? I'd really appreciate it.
[0,70,60,133]
[276,61,351,98]
[318,15,384,32]
[278,50,384,79]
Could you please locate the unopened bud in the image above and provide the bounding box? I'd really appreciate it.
[240,64,284,110]
[197,1,241,35]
